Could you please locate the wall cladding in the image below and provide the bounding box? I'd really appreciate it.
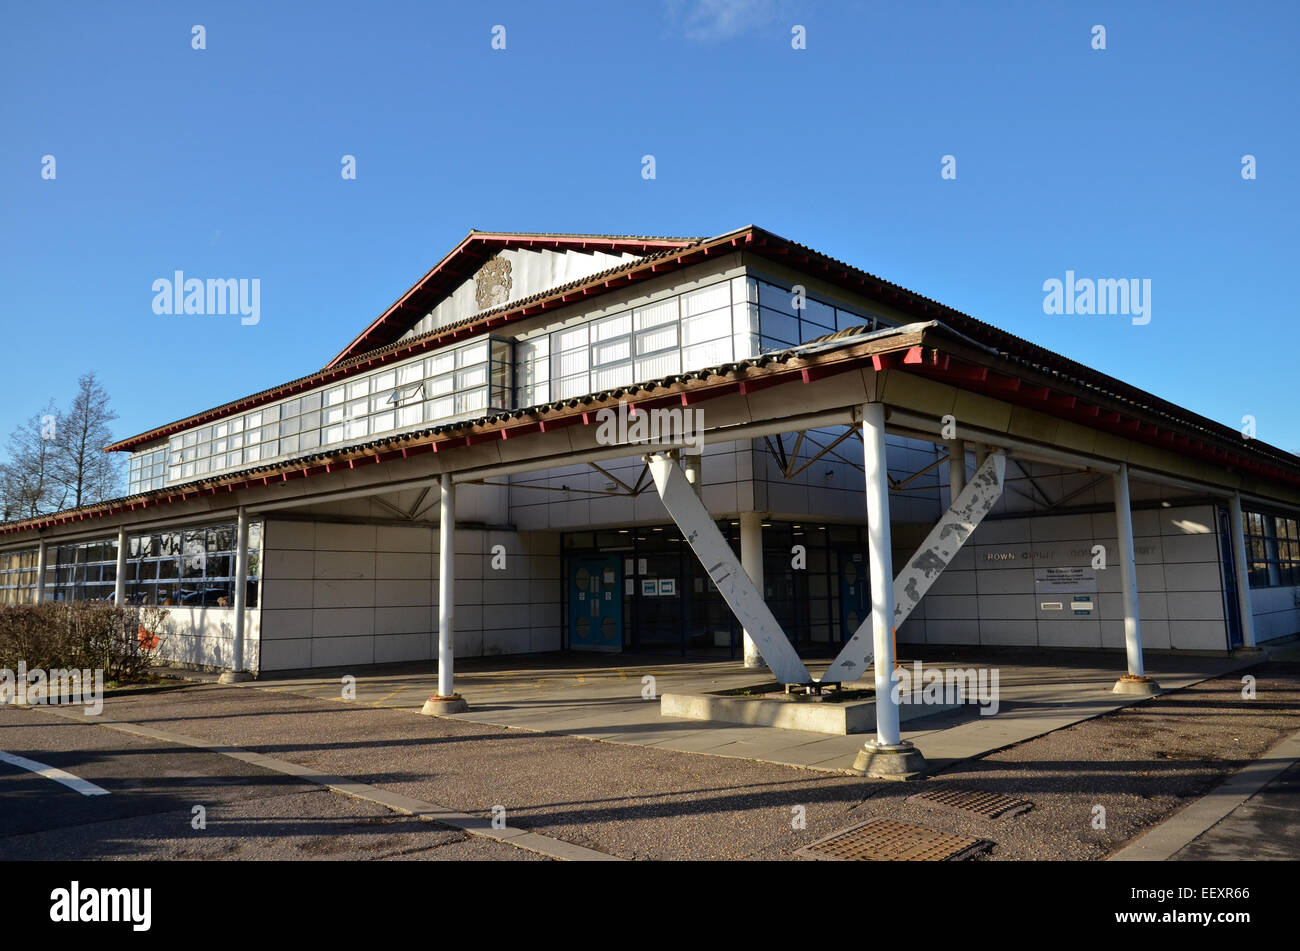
[258,519,560,672]
[899,503,1230,651]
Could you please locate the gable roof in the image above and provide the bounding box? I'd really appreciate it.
[324,230,704,369]
[99,224,1300,496]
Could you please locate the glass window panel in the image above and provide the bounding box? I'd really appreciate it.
[426,353,454,376]
[758,280,797,315]
[457,342,488,366]
[428,375,455,396]
[300,430,321,451]
[636,352,681,380]
[428,396,455,420]
[682,283,731,318]
[732,333,759,360]
[556,375,589,399]
[397,362,423,385]
[281,398,301,418]
[371,411,396,434]
[591,364,633,391]
[636,324,678,355]
[555,326,588,352]
[683,339,733,367]
[758,308,799,344]
[398,404,423,428]
[556,350,589,377]
[346,379,369,400]
[280,434,300,455]
[681,311,733,346]
[634,297,679,330]
[804,298,836,329]
[456,389,487,415]
[456,366,487,389]
[373,369,396,391]
[301,392,322,413]
[280,416,301,436]
[324,423,345,444]
[592,339,631,365]
[592,313,631,341]
[344,419,368,441]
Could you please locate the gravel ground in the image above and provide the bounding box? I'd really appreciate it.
[61,660,1300,860]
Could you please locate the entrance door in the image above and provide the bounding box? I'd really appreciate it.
[569,555,623,651]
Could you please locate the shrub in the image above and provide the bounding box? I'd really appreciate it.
[0,602,167,684]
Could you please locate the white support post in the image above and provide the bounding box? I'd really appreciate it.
[1113,464,1159,694]
[423,474,468,714]
[946,439,966,505]
[1228,493,1258,649]
[220,507,252,683]
[852,402,926,779]
[683,451,703,499]
[114,527,127,607]
[739,511,766,669]
[34,539,47,604]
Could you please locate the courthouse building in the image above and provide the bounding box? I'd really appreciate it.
[1,226,1298,693]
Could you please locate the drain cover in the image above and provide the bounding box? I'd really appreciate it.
[795,818,991,862]
[907,784,1033,820]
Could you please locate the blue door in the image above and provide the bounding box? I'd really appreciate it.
[569,556,623,651]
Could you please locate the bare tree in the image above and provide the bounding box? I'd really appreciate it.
[53,372,122,508]
[0,400,68,520]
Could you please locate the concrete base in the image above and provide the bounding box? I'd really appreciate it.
[218,671,253,684]
[421,694,469,716]
[661,689,962,735]
[743,657,767,669]
[850,741,928,781]
[1113,674,1161,696]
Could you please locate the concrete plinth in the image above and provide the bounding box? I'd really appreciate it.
[1112,674,1161,696]
[850,741,928,781]
[421,694,469,716]
[218,671,253,684]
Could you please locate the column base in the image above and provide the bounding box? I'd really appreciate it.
[1112,674,1161,696]
[850,740,928,781]
[218,671,253,684]
[743,656,768,669]
[420,694,469,715]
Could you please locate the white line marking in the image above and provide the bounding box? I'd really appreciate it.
[0,750,110,796]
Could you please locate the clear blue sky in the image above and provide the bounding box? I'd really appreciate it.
[3,1,1297,460]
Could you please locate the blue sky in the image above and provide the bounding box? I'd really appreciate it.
[2,0,1297,462]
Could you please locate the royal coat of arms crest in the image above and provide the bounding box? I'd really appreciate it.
[474,254,512,310]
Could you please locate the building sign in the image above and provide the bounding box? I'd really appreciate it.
[640,579,658,597]
[1033,566,1098,594]
[658,579,676,597]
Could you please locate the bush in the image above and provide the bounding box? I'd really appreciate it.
[0,602,167,684]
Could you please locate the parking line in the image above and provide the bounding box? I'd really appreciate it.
[0,749,110,797]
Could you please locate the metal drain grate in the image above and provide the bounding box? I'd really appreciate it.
[907,784,1033,820]
[795,818,991,862]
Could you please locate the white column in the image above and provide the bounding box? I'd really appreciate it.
[863,402,901,747]
[739,511,766,669]
[438,473,456,698]
[683,451,703,499]
[1113,464,1152,687]
[232,507,249,671]
[114,527,127,606]
[945,439,966,504]
[1228,493,1258,649]
[34,539,47,603]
